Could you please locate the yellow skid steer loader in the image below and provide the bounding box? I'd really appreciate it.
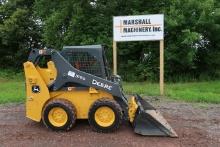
[23,45,177,137]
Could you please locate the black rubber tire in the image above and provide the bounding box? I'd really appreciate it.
[88,98,122,133]
[42,99,76,131]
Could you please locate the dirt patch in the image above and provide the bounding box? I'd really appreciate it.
[0,99,219,147]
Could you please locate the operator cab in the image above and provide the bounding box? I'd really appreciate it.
[61,45,111,79]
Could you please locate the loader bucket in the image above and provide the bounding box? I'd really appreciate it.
[129,95,178,137]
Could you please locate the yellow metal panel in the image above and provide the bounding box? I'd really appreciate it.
[23,61,50,122]
[89,87,98,94]
[36,61,57,85]
[128,96,138,123]
[50,89,113,119]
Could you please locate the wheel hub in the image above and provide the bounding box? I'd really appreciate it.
[95,106,115,127]
[48,107,68,127]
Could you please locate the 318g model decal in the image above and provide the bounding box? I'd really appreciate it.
[68,71,86,81]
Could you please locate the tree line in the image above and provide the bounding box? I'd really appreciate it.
[0,0,220,82]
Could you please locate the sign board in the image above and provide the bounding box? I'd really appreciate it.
[113,14,164,42]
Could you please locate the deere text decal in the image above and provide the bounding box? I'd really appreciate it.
[113,14,164,41]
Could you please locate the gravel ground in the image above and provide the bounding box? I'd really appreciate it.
[0,98,219,147]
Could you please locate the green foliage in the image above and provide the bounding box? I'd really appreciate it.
[0,0,41,68]
[0,0,220,81]
[0,68,24,80]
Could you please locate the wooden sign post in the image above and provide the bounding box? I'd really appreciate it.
[113,14,164,95]
[160,40,164,95]
[113,41,117,75]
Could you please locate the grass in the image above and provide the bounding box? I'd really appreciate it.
[0,69,219,104]
[0,69,25,103]
[123,81,220,103]
[0,80,25,103]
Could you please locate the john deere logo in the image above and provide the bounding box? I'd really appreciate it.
[32,85,40,93]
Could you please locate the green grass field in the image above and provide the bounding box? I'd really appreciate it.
[0,70,25,103]
[0,71,220,104]
[0,80,24,103]
[123,81,220,103]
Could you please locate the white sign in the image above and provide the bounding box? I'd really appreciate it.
[113,14,164,42]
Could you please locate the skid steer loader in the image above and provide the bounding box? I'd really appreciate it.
[23,45,177,137]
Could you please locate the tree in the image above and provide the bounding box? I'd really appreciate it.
[194,0,220,79]
[1,0,219,81]
[0,0,41,68]
[34,0,220,81]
